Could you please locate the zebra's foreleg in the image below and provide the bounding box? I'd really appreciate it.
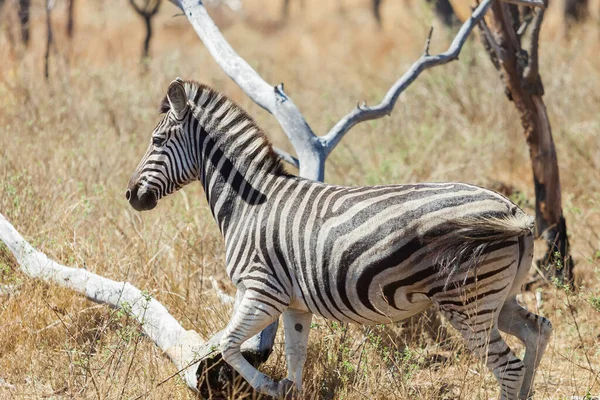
[282,309,312,391]
[437,304,525,400]
[498,297,552,399]
[220,289,293,399]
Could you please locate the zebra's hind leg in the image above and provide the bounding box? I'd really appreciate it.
[498,297,552,399]
[220,289,292,399]
[282,309,312,392]
[436,304,525,400]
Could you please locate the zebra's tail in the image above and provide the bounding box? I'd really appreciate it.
[431,211,535,286]
[446,212,535,242]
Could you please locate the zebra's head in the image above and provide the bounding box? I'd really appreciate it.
[126,78,197,211]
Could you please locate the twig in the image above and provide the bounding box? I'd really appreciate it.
[35,304,104,334]
[423,26,434,56]
[274,148,300,169]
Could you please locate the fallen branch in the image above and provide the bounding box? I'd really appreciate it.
[0,212,261,395]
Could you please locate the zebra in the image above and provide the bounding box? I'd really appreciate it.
[126,78,552,400]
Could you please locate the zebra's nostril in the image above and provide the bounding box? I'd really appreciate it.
[125,189,131,201]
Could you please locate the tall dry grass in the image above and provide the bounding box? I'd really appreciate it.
[0,0,599,399]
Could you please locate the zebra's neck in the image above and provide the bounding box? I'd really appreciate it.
[185,82,288,235]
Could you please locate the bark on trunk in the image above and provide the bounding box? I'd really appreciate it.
[481,2,573,284]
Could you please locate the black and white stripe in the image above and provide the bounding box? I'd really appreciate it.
[127,79,552,400]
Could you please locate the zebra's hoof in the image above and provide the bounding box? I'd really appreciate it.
[277,378,297,399]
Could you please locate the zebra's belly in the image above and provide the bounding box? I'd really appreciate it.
[291,283,433,325]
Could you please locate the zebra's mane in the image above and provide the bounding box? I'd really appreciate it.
[160,80,287,176]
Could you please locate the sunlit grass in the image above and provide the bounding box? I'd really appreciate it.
[0,0,599,398]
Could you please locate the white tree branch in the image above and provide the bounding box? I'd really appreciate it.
[0,212,213,392]
[274,147,300,169]
[170,0,322,179]
[319,0,495,154]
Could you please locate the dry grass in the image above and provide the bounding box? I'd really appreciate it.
[0,0,599,399]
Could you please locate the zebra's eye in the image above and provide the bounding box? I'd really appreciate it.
[152,136,165,147]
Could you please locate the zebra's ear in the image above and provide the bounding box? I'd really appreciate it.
[167,78,188,118]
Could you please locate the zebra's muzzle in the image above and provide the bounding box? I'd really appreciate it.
[126,184,158,211]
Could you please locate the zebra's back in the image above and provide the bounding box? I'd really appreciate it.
[259,179,532,324]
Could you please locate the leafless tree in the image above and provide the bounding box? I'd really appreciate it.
[67,0,75,38]
[479,1,573,284]
[44,0,54,80]
[129,0,161,61]
[17,0,30,45]
[0,0,547,396]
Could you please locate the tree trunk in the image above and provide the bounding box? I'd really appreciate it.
[18,0,30,45]
[373,0,383,27]
[564,0,588,24]
[44,0,53,80]
[481,2,574,284]
[67,0,75,38]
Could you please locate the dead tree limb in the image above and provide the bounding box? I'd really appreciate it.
[171,0,502,181]
[480,2,573,283]
[129,0,162,61]
[0,211,265,396]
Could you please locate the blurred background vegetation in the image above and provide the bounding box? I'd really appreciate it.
[0,0,599,398]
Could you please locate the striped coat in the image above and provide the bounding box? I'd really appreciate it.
[126,79,552,400]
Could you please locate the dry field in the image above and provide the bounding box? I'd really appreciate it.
[0,0,599,399]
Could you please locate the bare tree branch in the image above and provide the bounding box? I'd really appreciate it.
[0,212,265,394]
[479,17,503,67]
[169,0,323,179]
[423,26,434,57]
[0,212,205,390]
[129,0,162,60]
[274,147,300,169]
[320,0,494,154]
